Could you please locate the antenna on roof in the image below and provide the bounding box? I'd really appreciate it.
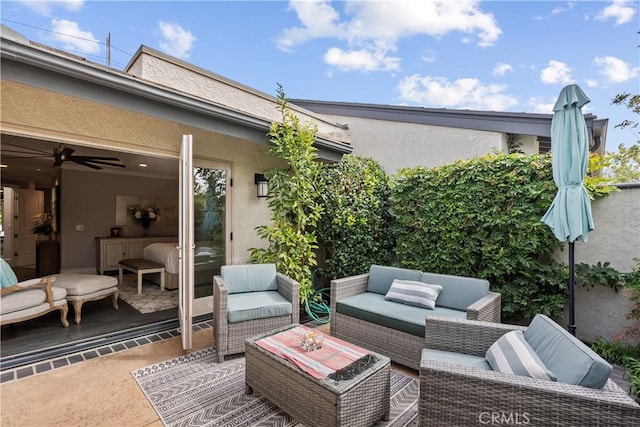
[106,32,111,67]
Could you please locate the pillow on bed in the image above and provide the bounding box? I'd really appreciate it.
[384,279,442,309]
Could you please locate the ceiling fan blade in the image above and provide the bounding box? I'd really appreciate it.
[69,155,122,162]
[70,159,102,170]
[2,154,52,160]
[77,159,126,168]
[2,143,51,156]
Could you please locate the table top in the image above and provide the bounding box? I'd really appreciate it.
[246,324,390,391]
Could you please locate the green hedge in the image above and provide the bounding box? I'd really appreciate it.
[391,153,567,321]
[317,155,394,283]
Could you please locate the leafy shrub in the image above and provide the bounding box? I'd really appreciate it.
[391,153,567,322]
[317,155,393,282]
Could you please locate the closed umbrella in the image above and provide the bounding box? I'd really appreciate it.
[541,84,594,336]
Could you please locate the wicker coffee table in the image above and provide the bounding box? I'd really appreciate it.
[245,324,391,427]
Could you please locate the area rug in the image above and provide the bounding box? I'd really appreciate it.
[118,279,178,314]
[132,347,418,426]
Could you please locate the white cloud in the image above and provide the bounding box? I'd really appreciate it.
[18,0,83,16]
[594,56,639,83]
[528,97,555,114]
[421,49,437,63]
[158,22,195,60]
[324,47,400,72]
[277,1,345,51]
[50,19,99,54]
[277,0,502,72]
[540,60,574,84]
[396,75,518,111]
[493,63,513,77]
[551,2,575,16]
[586,79,599,88]
[594,0,636,25]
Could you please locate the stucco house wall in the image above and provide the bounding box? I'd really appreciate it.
[554,186,640,345]
[312,114,505,173]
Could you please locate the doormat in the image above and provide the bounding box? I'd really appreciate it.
[131,347,418,426]
[118,279,178,314]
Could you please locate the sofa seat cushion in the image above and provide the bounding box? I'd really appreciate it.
[524,314,612,389]
[221,264,277,294]
[420,272,489,311]
[227,290,292,323]
[486,330,557,381]
[52,274,118,296]
[367,265,421,295]
[422,348,492,370]
[0,298,67,322]
[0,286,67,315]
[336,292,465,337]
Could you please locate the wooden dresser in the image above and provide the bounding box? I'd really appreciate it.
[95,236,177,274]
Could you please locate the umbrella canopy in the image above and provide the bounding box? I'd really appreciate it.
[541,84,595,335]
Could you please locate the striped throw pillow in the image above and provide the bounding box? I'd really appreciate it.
[486,330,557,381]
[384,279,442,310]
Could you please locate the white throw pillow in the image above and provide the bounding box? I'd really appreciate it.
[486,330,557,381]
[384,279,442,310]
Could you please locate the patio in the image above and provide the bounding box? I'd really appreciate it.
[0,318,632,426]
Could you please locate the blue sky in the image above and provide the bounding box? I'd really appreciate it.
[2,1,638,152]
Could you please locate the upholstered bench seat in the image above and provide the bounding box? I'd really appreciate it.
[52,274,118,324]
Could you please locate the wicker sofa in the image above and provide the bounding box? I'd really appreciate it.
[330,265,501,370]
[419,316,640,426]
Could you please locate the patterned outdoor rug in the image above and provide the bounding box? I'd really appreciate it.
[132,347,418,426]
[118,279,178,314]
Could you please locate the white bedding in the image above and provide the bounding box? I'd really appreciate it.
[143,242,179,274]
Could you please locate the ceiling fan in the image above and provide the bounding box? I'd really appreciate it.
[3,143,126,170]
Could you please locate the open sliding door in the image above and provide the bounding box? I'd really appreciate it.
[179,135,194,350]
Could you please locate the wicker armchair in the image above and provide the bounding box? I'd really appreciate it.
[213,264,299,362]
[419,316,640,426]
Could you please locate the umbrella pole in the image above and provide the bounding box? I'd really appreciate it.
[568,242,576,336]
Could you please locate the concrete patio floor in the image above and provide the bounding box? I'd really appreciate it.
[0,322,632,426]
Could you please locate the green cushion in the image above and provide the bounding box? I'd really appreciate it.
[486,330,557,381]
[0,258,18,289]
[221,263,277,294]
[367,265,421,295]
[422,348,492,370]
[524,314,612,389]
[336,293,465,337]
[420,272,489,311]
[227,291,292,323]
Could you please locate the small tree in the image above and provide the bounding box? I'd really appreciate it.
[249,84,323,304]
[602,93,640,183]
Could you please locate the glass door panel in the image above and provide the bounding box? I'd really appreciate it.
[192,160,230,316]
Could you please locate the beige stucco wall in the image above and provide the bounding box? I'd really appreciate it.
[1,80,282,266]
[128,51,350,145]
[316,114,505,174]
[553,187,640,344]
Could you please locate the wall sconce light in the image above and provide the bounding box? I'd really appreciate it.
[254,174,269,198]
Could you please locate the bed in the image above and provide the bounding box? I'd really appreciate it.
[142,242,224,290]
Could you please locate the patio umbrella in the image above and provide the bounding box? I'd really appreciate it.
[541,84,594,336]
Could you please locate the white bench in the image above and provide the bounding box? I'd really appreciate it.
[118,258,165,294]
